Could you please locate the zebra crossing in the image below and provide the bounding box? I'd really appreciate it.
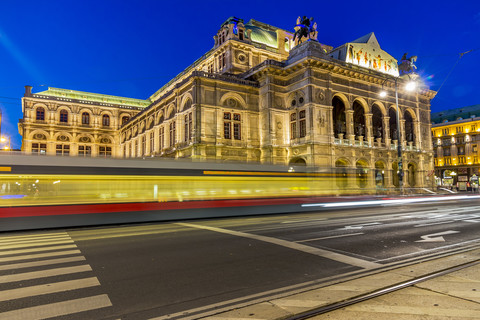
[0,232,112,319]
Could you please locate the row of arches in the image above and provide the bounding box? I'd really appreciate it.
[34,106,130,127]
[288,157,418,189]
[332,96,416,144]
[27,130,113,144]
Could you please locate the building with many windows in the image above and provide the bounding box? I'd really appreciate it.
[431,105,480,190]
[19,87,150,157]
[19,17,436,190]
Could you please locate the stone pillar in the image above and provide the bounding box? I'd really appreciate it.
[400,119,406,148]
[346,110,354,142]
[365,113,373,146]
[383,116,390,147]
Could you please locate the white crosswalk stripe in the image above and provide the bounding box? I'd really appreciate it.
[0,232,112,319]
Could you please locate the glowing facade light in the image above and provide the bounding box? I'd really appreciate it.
[379,91,387,98]
[405,81,416,91]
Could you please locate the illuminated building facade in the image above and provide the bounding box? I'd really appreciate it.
[19,17,436,189]
[19,86,149,157]
[431,105,480,190]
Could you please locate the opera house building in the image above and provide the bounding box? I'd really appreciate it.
[18,17,436,189]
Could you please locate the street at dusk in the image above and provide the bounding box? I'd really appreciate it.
[1,1,480,319]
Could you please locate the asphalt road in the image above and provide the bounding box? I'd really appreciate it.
[1,199,480,319]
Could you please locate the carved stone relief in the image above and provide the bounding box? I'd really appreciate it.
[316,89,325,103]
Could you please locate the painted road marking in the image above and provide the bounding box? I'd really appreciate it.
[0,277,100,302]
[296,232,364,243]
[414,220,455,227]
[0,294,112,320]
[0,239,74,250]
[415,230,461,243]
[0,256,86,271]
[0,244,78,256]
[177,223,380,269]
[337,222,381,230]
[0,265,92,283]
[0,233,70,244]
[0,250,81,263]
[0,233,112,319]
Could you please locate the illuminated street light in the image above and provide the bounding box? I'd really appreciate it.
[405,81,416,91]
[380,75,418,194]
[0,136,11,151]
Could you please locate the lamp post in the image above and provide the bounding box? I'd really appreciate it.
[380,76,417,194]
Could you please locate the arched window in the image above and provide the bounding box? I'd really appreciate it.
[36,107,45,121]
[82,112,90,125]
[59,110,68,123]
[102,114,110,127]
[122,116,130,125]
[332,97,346,138]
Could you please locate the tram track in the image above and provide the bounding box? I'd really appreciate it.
[287,258,480,319]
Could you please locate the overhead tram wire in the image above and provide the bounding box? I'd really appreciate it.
[433,48,477,97]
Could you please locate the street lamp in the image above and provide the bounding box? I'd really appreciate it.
[380,76,417,194]
[0,136,11,151]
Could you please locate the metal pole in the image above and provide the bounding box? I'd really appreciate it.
[394,77,403,194]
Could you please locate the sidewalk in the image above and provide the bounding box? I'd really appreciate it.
[206,249,480,319]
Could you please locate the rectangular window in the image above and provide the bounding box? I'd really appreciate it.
[223,112,241,140]
[36,108,45,121]
[99,146,112,158]
[443,147,451,156]
[218,54,223,70]
[60,112,68,123]
[56,144,70,156]
[185,113,192,142]
[290,113,297,140]
[475,156,478,163]
[224,112,231,139]
[159,127,164,151]
[299,110,306,138]
[473,144,478,153]
[224,122,231,139]
[169,122,176,147]
[141,136,146,156]
[150,132,154,154]
[472,125,476,132]
[233,113,241,140]
[78,145,91,157]
[32,143,47,155]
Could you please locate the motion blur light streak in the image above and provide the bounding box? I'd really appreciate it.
[302,195,480,208]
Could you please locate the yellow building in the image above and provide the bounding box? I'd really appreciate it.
[19,87,150,157]
[19,17,437,190]
[431,105,480,190]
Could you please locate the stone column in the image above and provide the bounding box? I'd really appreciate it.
[383,116,390,147]
[400,119,406,149]
[346,110,354,142]
[365,113,373,146]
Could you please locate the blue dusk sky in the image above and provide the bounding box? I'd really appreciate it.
[0,0,479,149]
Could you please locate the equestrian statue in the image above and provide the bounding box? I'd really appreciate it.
[293,16,318,45]
[398,53,417,76]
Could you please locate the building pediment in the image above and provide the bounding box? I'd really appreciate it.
[329,32,399,77]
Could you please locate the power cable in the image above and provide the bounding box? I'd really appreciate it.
[434,49,475,97]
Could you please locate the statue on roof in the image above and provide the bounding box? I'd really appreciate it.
[293,16,318,45]
[398,52,418,76]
